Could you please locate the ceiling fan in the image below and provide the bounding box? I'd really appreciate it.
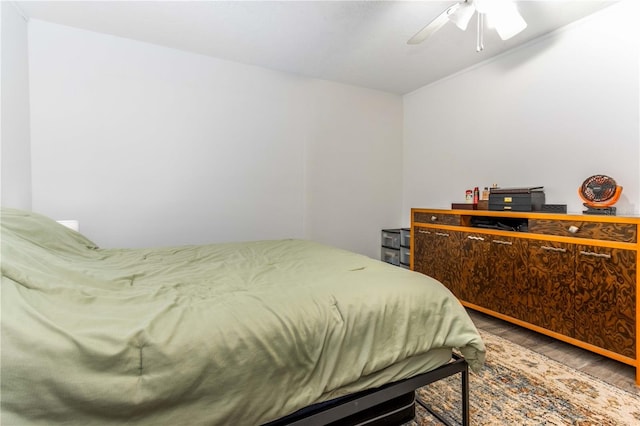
[407,0,527,52]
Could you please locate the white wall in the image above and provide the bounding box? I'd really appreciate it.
[403,1,640,219]
[305,80,402,256]
[28,20,403,257]
[1,2,32,209]
[26,3,637,256]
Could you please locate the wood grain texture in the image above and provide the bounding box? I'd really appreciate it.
[459,234,528,321]
[411,208,639,374]
[574,245,636,358]
[412,228,435,278]
[527,240,576,337]
[488,236,528,321]
[529,219,637,243]
[413,212,461,226]
[459,232,491,307]
[413,227,462,298]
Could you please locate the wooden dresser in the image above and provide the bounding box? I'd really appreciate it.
[410,208,640,385]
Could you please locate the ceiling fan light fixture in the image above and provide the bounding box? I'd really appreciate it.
[495,16,527,40]
[406,0,527,47]
[407,3,459,44]
[487,2,527,40]
[448,2,475,31]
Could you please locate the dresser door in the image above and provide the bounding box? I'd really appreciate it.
[575,245,636,358]
[527,240,575,337]
[413,227,463,298]
[459,232,491,307]
[486,235,528,321]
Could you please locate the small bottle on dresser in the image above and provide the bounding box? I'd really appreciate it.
[481,187,490,201]
[465,190,473,203]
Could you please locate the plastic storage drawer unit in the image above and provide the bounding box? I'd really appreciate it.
[381,229,401,266]
[400,246,410,266]
[400,228,410,248]
[381,229,401,249]
[381,246,401,266]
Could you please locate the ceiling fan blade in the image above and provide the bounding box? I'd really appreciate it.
[407,3,460,45]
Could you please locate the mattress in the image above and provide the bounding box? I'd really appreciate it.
[0,208,485,425]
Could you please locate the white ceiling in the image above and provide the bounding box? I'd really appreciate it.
[14,0,616,94]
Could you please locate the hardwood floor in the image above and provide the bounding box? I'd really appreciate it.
[465,308,639,394]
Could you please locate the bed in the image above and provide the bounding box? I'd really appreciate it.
[0,208,485,425]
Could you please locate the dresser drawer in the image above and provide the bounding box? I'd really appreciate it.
[413,212,460,226]
[529,219,637,243]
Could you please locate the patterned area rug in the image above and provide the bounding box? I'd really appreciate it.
[408,330,640,425]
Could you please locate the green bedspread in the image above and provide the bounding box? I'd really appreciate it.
[1,208,485,425]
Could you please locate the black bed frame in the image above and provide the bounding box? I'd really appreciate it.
[266,354,469,426]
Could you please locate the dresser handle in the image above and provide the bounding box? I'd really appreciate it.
[431,216,438,221]
[492,240,512,245]
[579,250,611,259]
[417,229,431,234]
[435,232,450,237]
[467,235,485,241]
[541,245,567,253]
[568,225,580,234]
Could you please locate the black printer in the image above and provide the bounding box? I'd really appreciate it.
[488,186,545,212]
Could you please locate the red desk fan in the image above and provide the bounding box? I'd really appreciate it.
[579,174,622,215]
